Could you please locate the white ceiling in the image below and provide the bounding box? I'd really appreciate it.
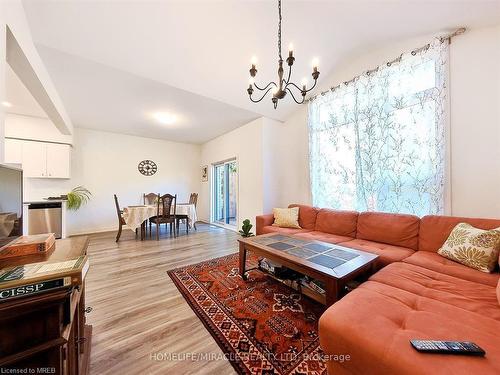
[33,45,260,143]
[21,0,500,143]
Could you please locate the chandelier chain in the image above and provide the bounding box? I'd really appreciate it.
[278,0,282,61]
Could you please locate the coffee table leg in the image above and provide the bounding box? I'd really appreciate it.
[239,242,248,281]
[325,280,339,307]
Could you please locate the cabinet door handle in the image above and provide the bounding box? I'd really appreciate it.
[85,306,93,313]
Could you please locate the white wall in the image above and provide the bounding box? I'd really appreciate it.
[262,117,286,213]
[199,118,264,229]
[5,113,72,144]
[23,128,201,235]
[449,25,500,217]
[276,24,500,218]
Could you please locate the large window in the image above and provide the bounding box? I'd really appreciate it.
[308,40,448,217]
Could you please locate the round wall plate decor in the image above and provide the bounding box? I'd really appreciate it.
[138,160,158,176]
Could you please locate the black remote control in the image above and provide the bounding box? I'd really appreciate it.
[410,340,486,356]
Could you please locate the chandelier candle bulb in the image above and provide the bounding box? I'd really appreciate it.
[312,58,319,71]
[288,43,294,57]
[301,78,307,91]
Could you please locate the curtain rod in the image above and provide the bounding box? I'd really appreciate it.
[307,27,466,102]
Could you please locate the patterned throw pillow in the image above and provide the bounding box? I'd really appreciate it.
[437,223,500,273]
[272,207,301,229]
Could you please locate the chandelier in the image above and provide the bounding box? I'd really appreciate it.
[247,0,320,109]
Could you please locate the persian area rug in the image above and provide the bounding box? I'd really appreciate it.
[167,253,327,375]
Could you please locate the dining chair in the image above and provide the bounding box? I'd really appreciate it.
[176,193,198,233]
[149,194,177,240]
[190,193,198,230]
[114,194,129,242]
[143,192,159,237]
[143,192,157,205]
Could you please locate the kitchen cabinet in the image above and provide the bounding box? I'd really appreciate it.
[21,140,71,178]
[4,138,23,164]
[47,143,71,178]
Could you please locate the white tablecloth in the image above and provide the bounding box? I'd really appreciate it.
[123,203,197,231]
[123,205,156,231]
[175,203,198,225]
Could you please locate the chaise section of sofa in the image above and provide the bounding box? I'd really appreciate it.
[319,214,500,375]
[319,274,500,375]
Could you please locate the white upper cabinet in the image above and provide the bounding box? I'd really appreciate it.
[4,138,24,164]
[22,141,47,177]
[20,140,71,179]
[46,143,71,178]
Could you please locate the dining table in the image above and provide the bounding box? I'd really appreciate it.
[123,203,198,240]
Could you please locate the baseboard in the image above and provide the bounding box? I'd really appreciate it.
[68,226,121,237]
[209,222,238,232]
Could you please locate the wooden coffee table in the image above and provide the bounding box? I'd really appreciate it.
[238,233,379,306]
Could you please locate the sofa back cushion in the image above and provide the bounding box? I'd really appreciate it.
[419,215,500,252]
[288,204,319,230]
[315,209,358,237]
[356,212,420,250]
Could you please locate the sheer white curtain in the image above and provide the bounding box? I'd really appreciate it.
[308,39,449,217]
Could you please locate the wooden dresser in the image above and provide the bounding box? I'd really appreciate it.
[0,236,92,374]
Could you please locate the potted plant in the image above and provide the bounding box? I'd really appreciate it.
[66,186,92,211]
[239,219,254,237]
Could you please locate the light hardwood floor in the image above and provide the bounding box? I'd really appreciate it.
[84,223,238,375]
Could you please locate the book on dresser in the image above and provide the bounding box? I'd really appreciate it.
[0,254,89,301]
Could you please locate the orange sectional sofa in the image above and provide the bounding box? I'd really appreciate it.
[256,204,500,375]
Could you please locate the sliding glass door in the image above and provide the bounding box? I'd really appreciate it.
[212,159,237,227]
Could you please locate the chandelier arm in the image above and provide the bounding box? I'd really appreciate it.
[286,87,305,104]
[304,78,318,93]
[285,81,303,92]
[254,81,278,92]
[284,63,292,84]
[285,77,318,94]
[249,87,274,103]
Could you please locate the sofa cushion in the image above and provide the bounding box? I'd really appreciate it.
[293,231,353,244]
[314,209,358,237]
[272,207,301,228]
[369,262,500,320]
[319,281,500,375]
[437,223,500,273]
[288,204,319,230]
[356,212,420,250]
[403,251,499,287]
[259,225,312,235]
[338,239,414,267]
[419,215,500,253]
